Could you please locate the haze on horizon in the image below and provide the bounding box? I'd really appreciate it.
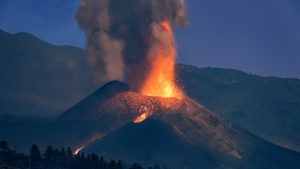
[0,0,300,79]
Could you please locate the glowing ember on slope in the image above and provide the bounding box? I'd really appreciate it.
[74,133,103,155]
[134,112,151,123]
[134,105,153,123]
[74,145,85,155]
[141,21,183,99]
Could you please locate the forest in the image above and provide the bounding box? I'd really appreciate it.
[0,141,168,169]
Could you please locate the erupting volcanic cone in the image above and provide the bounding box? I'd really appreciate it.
[62,81,241,157]
[62,81,300,169]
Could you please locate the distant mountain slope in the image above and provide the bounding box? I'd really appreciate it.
[177,64,300,151]
[0,29,94,116]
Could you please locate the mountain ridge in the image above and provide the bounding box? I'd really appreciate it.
[0,28,94,116]
[0,28,299,153]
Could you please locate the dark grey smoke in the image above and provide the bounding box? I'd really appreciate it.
[76,0,187,87]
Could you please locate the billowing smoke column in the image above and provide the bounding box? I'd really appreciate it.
[76,0,187,90]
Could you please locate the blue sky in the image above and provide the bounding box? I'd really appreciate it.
[0,0,299,78]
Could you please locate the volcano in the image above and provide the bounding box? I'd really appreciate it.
[61,81,300,169]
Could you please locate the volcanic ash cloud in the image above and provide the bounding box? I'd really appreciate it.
[76,0,187,89]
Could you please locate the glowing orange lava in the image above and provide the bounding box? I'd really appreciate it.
[73,133,103,155]
[134,112,151,123]
[74,146,85,155]
[141,21,183,99]
[160,21,172,32]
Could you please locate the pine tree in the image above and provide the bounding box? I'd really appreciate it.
[67,147,73,159]
[90,153,98,162]
[130,163,144,169]
[99,156,106,168]
[117,160,123,169]
[60,148,67,159]
[29,144,41,161]
[54,148,60,158]
[109,159,117,169]
[0,141,9,152]
[80,152,85,159]
[153,164,161,169]
[44,146,54,162]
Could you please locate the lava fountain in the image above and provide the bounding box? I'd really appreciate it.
[140,21,183,99]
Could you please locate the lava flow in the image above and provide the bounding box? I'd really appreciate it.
[74,133,103,155]
[134,112,152,123]
[141,21,183,99]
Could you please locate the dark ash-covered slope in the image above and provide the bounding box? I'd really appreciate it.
[61,81,130,119]
[61,81,300,169]
[86,119,216,169]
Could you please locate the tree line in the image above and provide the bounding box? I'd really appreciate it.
[0,141,169,169]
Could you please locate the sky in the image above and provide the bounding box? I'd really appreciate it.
[0,0,299,79]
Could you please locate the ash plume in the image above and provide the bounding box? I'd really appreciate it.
[76,0,187,87]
